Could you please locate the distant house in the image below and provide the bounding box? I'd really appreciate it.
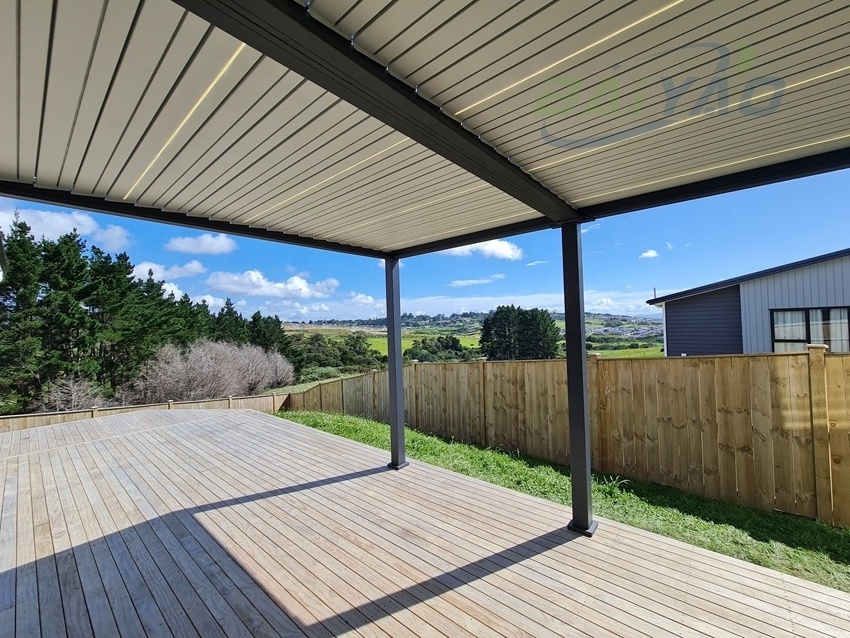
[647,248,850,356]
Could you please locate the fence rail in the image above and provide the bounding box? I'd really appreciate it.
[287,348,850,527]
[0,393,288,433]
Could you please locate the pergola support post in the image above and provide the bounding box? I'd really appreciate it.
[385,256,408,470]
[562,223,597,536]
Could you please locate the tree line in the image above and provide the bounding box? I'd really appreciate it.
[0,217,563,413]
[0,218,384,414]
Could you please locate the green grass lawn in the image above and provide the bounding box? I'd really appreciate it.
[365,336,414,356]
[281,410,850,593]
[366,334,480,355]
[593,346,664,358]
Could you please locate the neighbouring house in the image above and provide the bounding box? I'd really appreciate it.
[647,248,850,356]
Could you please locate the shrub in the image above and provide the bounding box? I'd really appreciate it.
[38,377,110,412]
[298,366,342,383]
[128,340,294,403]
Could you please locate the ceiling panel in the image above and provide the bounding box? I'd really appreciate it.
[2,0,849,258]
[0,0,18,178]
[0,0,540,254]
[308,0,850,212]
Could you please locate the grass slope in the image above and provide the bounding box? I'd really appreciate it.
[594,346,664,358]
[282,410,850,593]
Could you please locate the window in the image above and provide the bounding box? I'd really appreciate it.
[771,307,850,352]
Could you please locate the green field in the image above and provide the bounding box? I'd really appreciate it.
[365,337,414,356]
[366,333,479,356]
[594,346,664,358]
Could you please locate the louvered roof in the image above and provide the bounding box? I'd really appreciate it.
[2,0,849,258]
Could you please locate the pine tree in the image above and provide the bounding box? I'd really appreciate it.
[479,305,559,360]
[517,308,560,359]
[0,219,44,412]
[480,305,520,360]
[38,232,93,381]
[190,298,217,340]
[215,298,249,343]
[84,249,149,388]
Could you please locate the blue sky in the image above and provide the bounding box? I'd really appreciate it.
[1,167,848,320]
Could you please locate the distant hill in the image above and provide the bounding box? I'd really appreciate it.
[293,310,662,331]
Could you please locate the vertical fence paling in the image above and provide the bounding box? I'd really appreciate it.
[826,354,850,525]
[284,351,850,527]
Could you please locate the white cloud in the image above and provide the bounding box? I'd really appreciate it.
[581,223,601,234]
[253,287,665,321]
[491,273,506,280]
[639,249,659,259]
[443,239,523,260]
[165,232,237,255]
[132,260,207,280]
[403,293,563,315]
[92,225,131,252]
[162,282,184,298]
[236,299,247,307]
[267,300,332,316]
[585,289,668,314]
[345,292,375,306]
[399,290,663,316]
[205,269,339,299]
[525,260,549,267]
[194,294,226,311]
[665,242,674,250]
[449,278,495,287]
[0,203,130,251]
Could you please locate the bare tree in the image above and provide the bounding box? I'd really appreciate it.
[268,350,295,388]
[128,340,294,404]
[38,377,109,412]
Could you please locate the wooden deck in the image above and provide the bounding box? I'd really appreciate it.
[1,410,849,637]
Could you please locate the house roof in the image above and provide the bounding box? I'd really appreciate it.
[647,246,850,305]
[2,0,850,257]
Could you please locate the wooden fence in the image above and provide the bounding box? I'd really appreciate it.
[0,393,288,433]
[288,347,850,527]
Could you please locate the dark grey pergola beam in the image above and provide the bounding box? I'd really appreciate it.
[561,222,596,536]
[393,217,558,259]
[384,256,408,470]
[170,0,578,225]
[0,181,388,259]
[580,147,850,220]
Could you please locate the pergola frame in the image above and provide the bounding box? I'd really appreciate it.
[6,0,850,538]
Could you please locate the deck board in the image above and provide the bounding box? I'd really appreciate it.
[1,409,849,637]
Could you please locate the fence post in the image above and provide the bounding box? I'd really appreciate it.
[168,400,173,410]
[808,344,833,523]
[228,395,233,409]
[91,406,99,419]
[479,359,487,448]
